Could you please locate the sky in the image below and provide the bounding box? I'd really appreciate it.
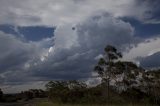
[0,0,160,93]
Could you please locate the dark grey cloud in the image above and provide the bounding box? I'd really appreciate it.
[0,31,36,72]
[137,0,160,24]
[31,50,95,80]
[0,31,54,85]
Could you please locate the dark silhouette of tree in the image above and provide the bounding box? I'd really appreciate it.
[94,45,122,101]
[0,89,3,101]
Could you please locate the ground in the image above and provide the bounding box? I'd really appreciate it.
[0,98,158,106]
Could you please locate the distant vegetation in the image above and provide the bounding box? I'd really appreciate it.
[0,89,46,103]
[0,45,160,105]
[0,89,3,102]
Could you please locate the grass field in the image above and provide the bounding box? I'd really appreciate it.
[35,101,156,106]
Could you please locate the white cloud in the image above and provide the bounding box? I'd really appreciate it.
[0,0,152,26]
[122,35,160,69]
[54,24,78,49]
[123,36,160,61]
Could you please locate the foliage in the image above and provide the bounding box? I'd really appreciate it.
[44,45,160,105]
[0,88,3,101]
[94,45,122,101]
[45,80,87,103]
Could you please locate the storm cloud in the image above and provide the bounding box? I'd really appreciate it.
[0,0,160,93]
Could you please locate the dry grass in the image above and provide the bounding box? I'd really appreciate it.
[35,101,156,106]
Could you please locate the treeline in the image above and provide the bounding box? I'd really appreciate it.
[45,73,160,105]
[0,89,3,102]
[45,45,160,105]
[45,80,124,104]
[0,89,47,103]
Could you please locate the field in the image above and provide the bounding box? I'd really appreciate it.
[35,101,157,106]
[0,99,157,106]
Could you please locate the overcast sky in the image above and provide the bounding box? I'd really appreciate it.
[0,0,160,93]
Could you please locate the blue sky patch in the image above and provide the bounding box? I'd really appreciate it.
[18,26,55,41]
[121,17,160,38]
[0,24,55,41]
[0,24,18,36]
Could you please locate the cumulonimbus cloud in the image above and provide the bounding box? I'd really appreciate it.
[0,0,160,93]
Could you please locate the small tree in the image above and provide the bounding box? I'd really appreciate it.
[94,45,122,101]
